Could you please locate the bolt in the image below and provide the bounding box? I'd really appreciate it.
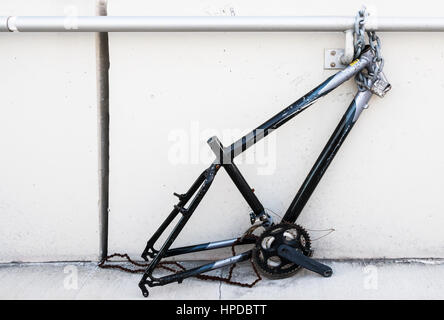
[330,62,336,68]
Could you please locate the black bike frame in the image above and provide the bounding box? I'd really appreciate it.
[138,47,386,297]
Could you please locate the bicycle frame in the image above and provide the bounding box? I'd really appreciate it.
[138,46,388,297]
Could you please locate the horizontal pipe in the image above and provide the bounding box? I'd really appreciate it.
[1,16,444,32]
[0,16,7,31]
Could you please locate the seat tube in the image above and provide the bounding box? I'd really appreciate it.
[208,135,265,216]
[224,162,265,216]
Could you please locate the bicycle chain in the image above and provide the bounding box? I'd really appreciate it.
[98,234,262,288]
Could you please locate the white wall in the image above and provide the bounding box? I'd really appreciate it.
[1,0,443,263]
[108,0,444,259]
[0,0,98,262]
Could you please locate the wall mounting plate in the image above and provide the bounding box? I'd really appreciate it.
[324,48,347,70]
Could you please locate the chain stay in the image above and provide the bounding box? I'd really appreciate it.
[99,234,262,288]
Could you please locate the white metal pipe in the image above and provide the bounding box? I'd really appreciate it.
[0,16,8,32]
[1,16,444,33]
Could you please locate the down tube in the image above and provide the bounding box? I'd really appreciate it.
[282,89,373,223]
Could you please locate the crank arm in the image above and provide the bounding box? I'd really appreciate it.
[277,244,332,277]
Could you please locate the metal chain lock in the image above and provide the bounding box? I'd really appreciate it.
[353,7,390,97]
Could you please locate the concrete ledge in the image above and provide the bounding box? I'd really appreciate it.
[1,259,443,299]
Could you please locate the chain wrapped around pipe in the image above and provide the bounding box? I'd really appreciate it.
[353,7,385,92]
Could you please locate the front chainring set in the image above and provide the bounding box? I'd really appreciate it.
[252,222,332,279]
[252,223,312,279]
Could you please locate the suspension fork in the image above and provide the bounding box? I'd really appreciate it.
[282,89,374,223]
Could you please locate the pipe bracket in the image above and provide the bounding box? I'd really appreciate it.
[324,29,354,69]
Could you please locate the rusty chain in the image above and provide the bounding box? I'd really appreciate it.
[98,234,262,288]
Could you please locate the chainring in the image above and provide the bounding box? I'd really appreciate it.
[252,223,312,279]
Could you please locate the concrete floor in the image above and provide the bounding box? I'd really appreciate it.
[0,259,443,299]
